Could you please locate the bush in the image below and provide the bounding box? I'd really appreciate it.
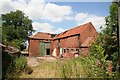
[2,52,14,78]
[10,39,22,50]
[2,52,19,79]
[14,55,27,73]
[24,65,33,74]
[60,56,108,78]
[2,53,33,79]
[79,56,108,78]
[60,55,120,78]
[89,39,119,78]
[14,55,33,74]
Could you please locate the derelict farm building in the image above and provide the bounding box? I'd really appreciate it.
[29,32,56,56]
[29,22,97,58]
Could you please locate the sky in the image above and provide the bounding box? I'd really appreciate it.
[0,0,112,35]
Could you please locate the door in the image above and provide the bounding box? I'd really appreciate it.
[60,48,63,55]
[46,49,50,55]
[39,42,50,56]
[39,42,45,56]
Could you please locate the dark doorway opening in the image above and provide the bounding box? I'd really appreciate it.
[46,49,50,55]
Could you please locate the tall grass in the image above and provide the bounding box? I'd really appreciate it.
[60,56,108,78]
[21,56,109,78]
[60,58,84,78]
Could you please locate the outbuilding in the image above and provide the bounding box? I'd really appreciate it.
[50,22,97,58]
[29,32,56,56]
[29,22,97,58]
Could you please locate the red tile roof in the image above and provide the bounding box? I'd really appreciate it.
[53,22,94,39]
[80,37,94,47]
[29,32,56,40]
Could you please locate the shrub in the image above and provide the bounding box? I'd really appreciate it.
[14,55,27,73]
[89,40,119,78]
[2,52,14,78]
[10,39,22,50]
[60,56,109,78]
[2,53,33,79]
[79,56,107,78]
[14,55,33,74]
[24,65,33,74]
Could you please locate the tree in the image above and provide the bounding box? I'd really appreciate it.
[90,2,118,71]
[2,10,34,49]
[103,2,118,69]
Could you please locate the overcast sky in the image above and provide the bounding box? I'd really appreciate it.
[0,0,112,35]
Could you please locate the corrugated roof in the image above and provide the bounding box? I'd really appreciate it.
[29,32,56,40]
[53,22,94,39]
[80,37,94,47]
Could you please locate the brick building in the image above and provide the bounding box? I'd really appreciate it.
[29,32,56,56]
[29,22,97,57]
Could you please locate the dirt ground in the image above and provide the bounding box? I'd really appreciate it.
[21,56,63,78]
[26,56,57,67]
[21,56,84,78]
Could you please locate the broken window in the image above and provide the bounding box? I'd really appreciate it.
[67,49,69,53]
[63,49,66,53]
[76,49,79,53]
[70,48,74,53]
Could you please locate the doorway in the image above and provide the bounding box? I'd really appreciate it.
[46,49,50,55]
[39,42,50,56]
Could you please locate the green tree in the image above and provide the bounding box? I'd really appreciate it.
[2,10,34,49]
[90,2,118,71]
[103,2,118,69]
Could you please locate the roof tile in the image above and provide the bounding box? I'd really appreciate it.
[53,22,94,39]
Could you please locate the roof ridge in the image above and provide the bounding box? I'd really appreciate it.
[56,22,91,36]
[62,22,92,34]
[53,22,93,39]
[37,32,56,35]
[80,22,92,33]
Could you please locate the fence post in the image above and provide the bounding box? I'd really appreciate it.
[118,0,120,73]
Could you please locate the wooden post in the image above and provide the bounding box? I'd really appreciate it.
[118,0,120,73]
[78,34,80,48]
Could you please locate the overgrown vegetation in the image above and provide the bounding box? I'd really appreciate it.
[20,56,113,78]
[61,56,116,78]
[89,1,119,78]
[2,52,33,79]
[1,1,120,79]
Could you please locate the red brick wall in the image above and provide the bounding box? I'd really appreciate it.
[29,39,39,56]
[50,36,80,56]
[60,36,79,48]
[80,48,89,56]
[50,25,97,57]
[80,24,97,44]
[50,40,58,55]
[62,53,74,58]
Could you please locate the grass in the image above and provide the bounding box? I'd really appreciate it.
[20,58,85,78]
[20,56,114,78]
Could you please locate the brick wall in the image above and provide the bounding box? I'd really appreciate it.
[80,24,97,44]
[29,39,39,56]
[80,48,89,56]
[60,36,80,48]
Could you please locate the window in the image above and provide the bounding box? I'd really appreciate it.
[67,49,69,53]
[63,49,66,53]
[76,49,79,52]
[70,48,74,53]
